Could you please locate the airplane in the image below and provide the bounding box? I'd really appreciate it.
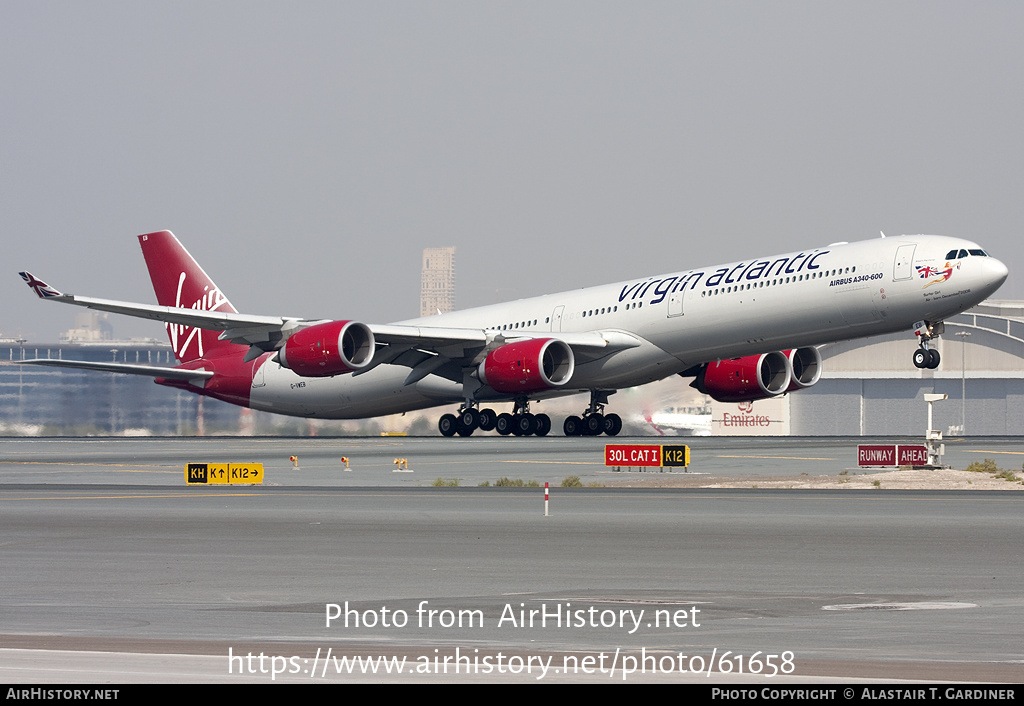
[18,230,1008,437]
[640,406,713,437]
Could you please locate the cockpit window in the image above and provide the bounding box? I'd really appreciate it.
[947,248,987,258]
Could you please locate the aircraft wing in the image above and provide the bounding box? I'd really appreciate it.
[364,326,641,385]
[367,324,636,351]
[18,272,642,378]
[20,271,303,337]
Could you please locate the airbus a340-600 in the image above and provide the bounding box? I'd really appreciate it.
[19,230,1007,436]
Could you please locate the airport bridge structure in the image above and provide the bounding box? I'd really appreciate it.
[783,300,1024,436]
[1,300,1023,436]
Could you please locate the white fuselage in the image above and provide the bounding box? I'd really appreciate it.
[248,234,1007,418]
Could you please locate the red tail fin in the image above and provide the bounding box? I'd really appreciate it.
[138,231,244,363]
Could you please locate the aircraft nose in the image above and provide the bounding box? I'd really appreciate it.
[988,256,1009,283]
[981,256,1009,292]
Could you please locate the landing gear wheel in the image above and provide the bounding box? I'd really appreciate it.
[478,408,497,431]
[563,415,583,436]
[534,414,551,437]
[456,422,475,437]
[495,413,514,436]
[459,408,480,431]
[913,349,929,369]
[603,413,622,436]
[438,414,458,437]
[514,413,536,436]
[928,349,941,369]
[584,413,604,436]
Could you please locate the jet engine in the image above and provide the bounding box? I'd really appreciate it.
[478,338,574,393]
[785,347,822,392]
[278,320,375,377]
[692,351,792,403]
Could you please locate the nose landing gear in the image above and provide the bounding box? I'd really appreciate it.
[912,320,943,369]
[913,347,940,369]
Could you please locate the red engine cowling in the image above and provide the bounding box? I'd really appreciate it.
[694,351,792,403]
[278,320,375,377]
[478,338,574,393]
[784,347,822,392]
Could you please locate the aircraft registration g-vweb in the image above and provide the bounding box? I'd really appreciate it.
[19,230,1007,437]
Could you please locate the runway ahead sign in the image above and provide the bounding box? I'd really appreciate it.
[185,463,264,484]
[857,445,928,467]
[605,445,690,468]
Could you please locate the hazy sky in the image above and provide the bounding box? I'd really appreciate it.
[4,1,1023,342]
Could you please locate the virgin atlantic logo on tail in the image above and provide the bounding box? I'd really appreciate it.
[168,271,230,360]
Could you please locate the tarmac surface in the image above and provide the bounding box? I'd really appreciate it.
[1,435,1023,683]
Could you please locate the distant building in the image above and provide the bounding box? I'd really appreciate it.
[61,311,114,343]
[420,247,455,316]
[0,340,205,434]
[0,309,259,434]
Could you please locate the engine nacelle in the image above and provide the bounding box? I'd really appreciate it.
[278,320,375,377]
[694,351,792,403]
[478,338,574,393]
[785,347,822,392]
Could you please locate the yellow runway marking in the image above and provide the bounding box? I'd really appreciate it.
[0,461,174,472]
[407,459,602,466]
[11,469,178,475]
[966,450,1024,455]
[0,460,167,466]
[715,455,835,461]
[499,459,603,465]
[10,492,266,501]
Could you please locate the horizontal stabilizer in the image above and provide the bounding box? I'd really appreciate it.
[13,359,215,381]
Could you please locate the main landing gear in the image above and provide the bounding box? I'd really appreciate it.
[437,390,624,437]
[912,320,943,370]
[438,399,552,437]
[562,390,622,437]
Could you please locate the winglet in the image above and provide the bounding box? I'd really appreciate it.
[19,272,63,299]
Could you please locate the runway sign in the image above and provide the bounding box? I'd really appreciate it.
[858,445,895,466]
[185,463,264,484]
[662,445,691,467]
[858,445,928,467]
[898,445,929,465]
[605,445,689,467]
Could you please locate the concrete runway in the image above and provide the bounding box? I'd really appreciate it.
[1,436,1023,683]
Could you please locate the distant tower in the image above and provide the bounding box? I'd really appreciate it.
[420,247,456,316]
